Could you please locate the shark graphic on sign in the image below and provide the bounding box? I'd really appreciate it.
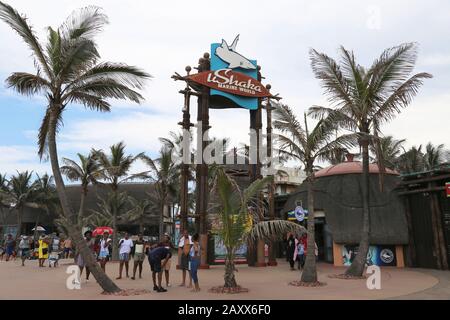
[215,35,257,70]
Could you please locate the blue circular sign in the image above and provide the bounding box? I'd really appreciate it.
[294,206,306,222]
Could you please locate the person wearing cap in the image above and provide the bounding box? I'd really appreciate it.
[38,235,50,267]
[18,235,32,266]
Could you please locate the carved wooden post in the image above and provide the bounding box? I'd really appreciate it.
[194,53,211,269]
[255,66,267,267]
[266,87,278,266]
[179,66,193,234]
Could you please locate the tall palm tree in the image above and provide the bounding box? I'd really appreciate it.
[0,3,150,293]
[397,145,425,174]
[424,142,446,170]
[0,174,10,227]
[369,136,405,170]
[87,191,132,229]
[273,103,356,283]
[5,171,38,236]
[125,196,156,234]
[60,152,101,225]
[211,167,304,289]
[32,173,58,238]
[309,43,431,277]
[140,146,179,239]
[93,142,142,259]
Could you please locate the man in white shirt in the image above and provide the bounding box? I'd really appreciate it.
[117,233,133,279]
[178,229,193,287]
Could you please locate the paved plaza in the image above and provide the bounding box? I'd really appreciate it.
[0,256,448,300]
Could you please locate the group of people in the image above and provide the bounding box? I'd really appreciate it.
[1,233,73,267]
[75,229,202,293]
[285,232,318,271]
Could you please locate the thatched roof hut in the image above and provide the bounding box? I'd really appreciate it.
[283,161,409,245]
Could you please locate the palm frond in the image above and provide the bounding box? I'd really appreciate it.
[5,72,50,96]
[246,220,305,243]
[0,2,52,79]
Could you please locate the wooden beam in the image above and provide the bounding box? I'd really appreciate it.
[397,186,445,196]
[400,173,450,186]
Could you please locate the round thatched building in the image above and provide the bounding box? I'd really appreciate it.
[283,158,408,268]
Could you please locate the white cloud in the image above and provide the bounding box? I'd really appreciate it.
[0,145,50,176]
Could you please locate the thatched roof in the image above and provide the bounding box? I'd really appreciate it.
[283,173,408,245]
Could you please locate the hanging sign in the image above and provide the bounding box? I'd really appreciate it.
[188,69,271,98]
[294,206,308,222]
[446,182,450,197]
[210,35,260,110]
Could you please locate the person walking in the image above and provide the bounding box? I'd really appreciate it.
[76,231,95,282]
[178,229,192,288]
[18,235,31,266]
[294,234,306,270]
[48,233,61,268]
[148,244,172,293]
[286,232,296,271]
[3,234,15,262]
[38,235,49,267]
[117,233,133,279]
[63,237,73,259]
[189,233,201,292]
[131,234,146,280]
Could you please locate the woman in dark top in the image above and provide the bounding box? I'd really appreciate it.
[286,232,296,270]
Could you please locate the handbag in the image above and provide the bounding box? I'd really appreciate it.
[42,248,48,255]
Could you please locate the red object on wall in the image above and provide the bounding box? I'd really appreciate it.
[446,182,450,197]
[188,69,271,98]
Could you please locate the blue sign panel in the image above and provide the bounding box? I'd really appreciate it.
[210,38,258,110]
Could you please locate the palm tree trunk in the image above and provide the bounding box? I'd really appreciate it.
[112,204,119,261]
[77,188,87,224]
[33,210,41,240]
[159,196,165,240]
[345,138,370,277]
[301,169,318,283]
[224,247,237,288]
[47,108,120,293]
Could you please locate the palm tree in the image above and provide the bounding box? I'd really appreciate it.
[0,3,150,293]
[370,136,405,170]
[140,146,179,239]
[397,145,425,174]
[32,173,58,238]
[87,191,132,229]
[126,197,156,234]
[424,143,446,170]
[309,43,431,277]
[93,142,142,259]
[273,103,356,283]
[5,171,38,236]
[0,174,10,227]
[211,167,304,289]
[60,152,101,225]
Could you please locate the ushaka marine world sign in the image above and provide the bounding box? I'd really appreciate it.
[187,35,269,110]
[188,68,271,98]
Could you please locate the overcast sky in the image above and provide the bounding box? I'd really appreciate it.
[0,0,448,177]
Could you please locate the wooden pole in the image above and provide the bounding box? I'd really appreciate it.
[266,89,277,266]
[197,53,211,269]
[255,66,267,268]
[179,66,193,234]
